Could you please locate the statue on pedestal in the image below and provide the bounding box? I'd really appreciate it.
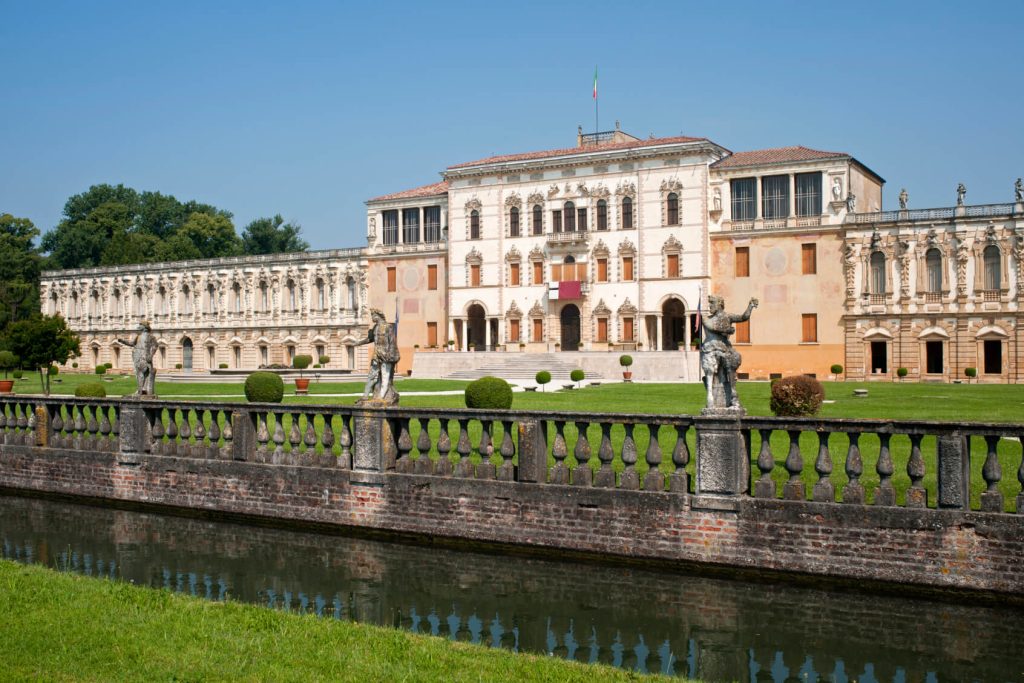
[899,188,908,210]
[1015,178,1022,203]
[700,296,758,413]
[956,183,967,206]
[355,308,400,405]
[117,320,158,397]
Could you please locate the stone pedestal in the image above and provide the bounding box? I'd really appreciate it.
[937,433,969,509]
[118,402,150,465]
[695,411,748,497]
[353,401,396,472]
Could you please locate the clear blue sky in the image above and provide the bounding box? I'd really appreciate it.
[2,0,1022,251]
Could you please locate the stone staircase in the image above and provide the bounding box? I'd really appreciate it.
[442,353,603,382]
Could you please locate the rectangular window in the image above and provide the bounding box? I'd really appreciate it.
[734,319,750,344]
[470,264,481,287]
[666,254,679,278]
[532,318,543,342]
[260,346,268,366]
[510,262,520,286]
[316,344,325,360]
[622,198,633,229]
[387,267,397,292]
[234,346,241,368]
[427,264,438,290]
[427,322,438,347]
[382,210,399,245]
[402,208,420,243]
[795,172,822,217]
[735,247,750,277]
[622,317,634,341]
[761,175,790,219]
[730,178,756,221]
[577,208,587,232]
[622,256,634,281]
[533,261,543,284]
[597,258,608,282]
[532,206,543,235]
[801,244,817,274]
[597,318,608,342]
[509,319,520,343]
[552,210,562,232]
[801,314,818,343]
[424,206,441,242]
[597,202,608,230]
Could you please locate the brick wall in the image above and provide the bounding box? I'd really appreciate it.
[1,444,1021,596]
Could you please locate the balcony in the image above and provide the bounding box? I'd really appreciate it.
[847,203,1018,225]
[547,230,589,245]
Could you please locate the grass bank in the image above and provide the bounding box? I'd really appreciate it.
[0,560,673,682]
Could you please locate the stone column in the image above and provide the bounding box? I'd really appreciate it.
[937,432,969,509]
[516,418,547,483]
[655,316,663,351]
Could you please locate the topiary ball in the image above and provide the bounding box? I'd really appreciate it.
[95,366,107,375]
[535,370,551,385]
[292,354,313,370]
[570,369,584,382]
[619,354,633,367]
[464,376,513,409]
[47,365,59,376]
[245,371,285,403]
[12,370,23,379]
[769,375,825,417]
[830,364,843,374]
[74,382,106,398]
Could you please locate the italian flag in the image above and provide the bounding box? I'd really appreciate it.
[593,67,598,100]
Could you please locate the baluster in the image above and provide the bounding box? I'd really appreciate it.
[111,406,120,451]
[499,419,516,483]
[295,412,314,467]
[219,412,231,459]
[875,432,895,506]
[754,429,776,498]
[336,415,351,469]
[0,403,8,444]
[842,432,864,504]
[783,430,805,500]
[99,406,112,452]
[643,423,664,491]
[50,405,65,449]
[86,405,100,450]
[619,423,638,490]
[906,433,927,508]
[435,418,453,476]
[72,405,86,450]
[255,412,270,463]
[670,424,690,493]
[272,412,286,464]
[165,409,179,455]
[476,421,495,480]
[550,420,569,484]
[319,412,336,467]
[980,435,1004,512]
[288,412,302,465]
[178,408,192,458]
[812,431,834,503]
[454,419,473,478]
[208,412,221,460]
[415,418,433,474]
[572,421,593,486]
[9,402,21,445]
[27,404,37,446]
[192,410,207,459]
[149,410,165,454]
[395,418,414,473]
[15,402,28,446]
[1017,432,1024,514]
[594,422,615,488]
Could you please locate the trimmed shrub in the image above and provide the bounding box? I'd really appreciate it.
[74,382,107,398]
[72,362,79,369]
[965,367,977,378]
[896,367,908,378]
[619,354,633,368]
[535,370,552,391]
[244,371,285,403]
[830,364,843,375]
[12,370,23,379]
[570,369,584,383]
[0,350,16,378]
[175,363,183,369]
[464,376,513,410]
[292,354,313,370]
[769,375,825,417]
[218,363,228,369]
[318,355,330,365]
[103,363,112,370]
[48,365,59,376]
[95,366,107,375]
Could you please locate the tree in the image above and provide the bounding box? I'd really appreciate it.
[179,212,241,258]
[153,232,203,263]
[43,200,133,269]
[3,314,80,395]
[242,215,309,255]
[0,214,43,328]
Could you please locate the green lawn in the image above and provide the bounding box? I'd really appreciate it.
[0,560,674,682]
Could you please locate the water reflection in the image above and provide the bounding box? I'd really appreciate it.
[0,494,1020,682]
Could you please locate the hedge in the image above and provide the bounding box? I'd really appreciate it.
[464,376,513,410]
[74,382,106,398]
[244,371,285,403]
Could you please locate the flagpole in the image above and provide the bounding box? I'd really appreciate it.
[593,66,598,134]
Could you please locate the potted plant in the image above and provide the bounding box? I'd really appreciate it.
[619,354,634,382]
[0,351,17,393]
[293,354,313,393]
[446,339,454,351]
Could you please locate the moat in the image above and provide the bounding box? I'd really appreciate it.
[1,493,1020,682]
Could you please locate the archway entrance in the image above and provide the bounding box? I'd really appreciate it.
[181,337,193,371]
[662,298,687,350]
[560,304,580,351]
[467,304,486,351]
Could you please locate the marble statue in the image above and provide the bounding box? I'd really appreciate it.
[355,308,401,404]
[1015,178,1022,203]
[117,320,158,396]
[831,177,843,201]
[846,192,856,213]
[700,295,758,413]
[712,188,722,212]
[956,183,967,206]
[899,188,908,210]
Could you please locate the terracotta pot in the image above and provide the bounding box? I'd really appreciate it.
[0,379,12,393]
[294,378,310,392]
[622,371,632,382]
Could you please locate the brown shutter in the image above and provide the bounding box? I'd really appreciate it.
[532,318,543,342]
[427,264,438,290]
[622,317,634,341]
[533,261,543,284]
[735,247,749,277]
[510,262,520,286]
[667,254,679,278]
[387,267,396,292]
[427,322,437,347]
[735,319,750,343]
[598,258,608,282]
[622,257,634,281]
[470,265,481,287]
[802,244,817,274]
[802,314,817,343]
[597,318,608,342]
[509,319,520,342]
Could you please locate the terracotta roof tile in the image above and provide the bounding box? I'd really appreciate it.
[447,135,709,170]
[368,180,449,203]
[711,146,848,169]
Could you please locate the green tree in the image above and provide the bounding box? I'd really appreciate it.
[3,314,80,395]
[0,214,43,328]
[43,200,133,269]
[179,212,241,258]
[242,215,309,255]
[153,232,203,262]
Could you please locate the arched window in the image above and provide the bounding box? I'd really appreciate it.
[70,292,79,318]
[135,287,145,316]
[90,291,99,317]
[346,277,357,309]
[259,282,268,312]
[158,287,168,315]
[180,286,191,314]
[207,284,217,314]
[509,207,520,237]
[564,202,576,232]
[622,196,633,229]
[597,200,608,231]
[233,283,242,313]
[667,193,679,225]
[287,280,296,310]
[316,278,325,309]
[926,248,942,293]
[870,251,886,294]
[532,205,543,235]
[984,245,1001,290]
[470,210,480,239]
